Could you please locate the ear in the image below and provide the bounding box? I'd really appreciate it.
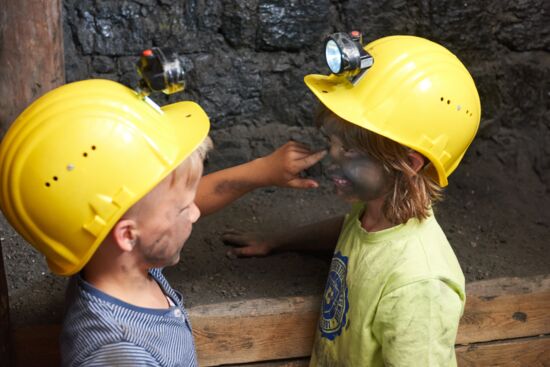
[407,151,426,174]
[111,219,139,253]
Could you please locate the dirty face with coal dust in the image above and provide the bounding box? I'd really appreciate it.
[325,134,392,203]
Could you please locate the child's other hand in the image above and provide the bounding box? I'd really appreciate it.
[222,229,275,258]
[259,141,327,189]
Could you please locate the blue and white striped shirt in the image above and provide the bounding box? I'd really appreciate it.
[61,269,197,366]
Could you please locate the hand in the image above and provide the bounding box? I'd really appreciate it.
[222,229,276,258]
[258,141,327,189]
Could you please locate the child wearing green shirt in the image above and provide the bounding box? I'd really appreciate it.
[224,34,481,366]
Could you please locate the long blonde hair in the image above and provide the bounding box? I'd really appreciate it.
[317,108,442,224]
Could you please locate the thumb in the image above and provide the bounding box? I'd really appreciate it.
[287,178,320,189]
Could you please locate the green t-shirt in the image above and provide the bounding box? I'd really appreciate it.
[310,204,465,367]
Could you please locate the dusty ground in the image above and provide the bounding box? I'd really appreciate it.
[1,126,549,327]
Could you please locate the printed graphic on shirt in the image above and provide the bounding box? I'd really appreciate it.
[320,251,349,340]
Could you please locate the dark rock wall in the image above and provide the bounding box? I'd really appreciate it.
[63,0,550,187]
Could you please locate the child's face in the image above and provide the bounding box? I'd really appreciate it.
[326,134,391,203]
[135,172,201,268]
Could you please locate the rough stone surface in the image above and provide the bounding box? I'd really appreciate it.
[1,0,549,326]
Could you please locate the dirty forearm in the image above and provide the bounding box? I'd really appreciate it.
[273,216,345,253]
[196,158,271,216]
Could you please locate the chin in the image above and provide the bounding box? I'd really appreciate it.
[333,187,360,203]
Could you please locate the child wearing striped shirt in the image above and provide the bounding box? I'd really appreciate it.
[0,79,325,366]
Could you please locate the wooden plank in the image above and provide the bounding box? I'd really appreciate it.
[189,296,320,367]
[226,358,309,367]
[10,275,550,366]
[457,274,550,344]
[456,335,550,367]
[0,0,65,137]
[228,336,550,367]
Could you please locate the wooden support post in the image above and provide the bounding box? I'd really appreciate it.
[0,0,65,136]
[0,0,64,363]
[0,244,10,364]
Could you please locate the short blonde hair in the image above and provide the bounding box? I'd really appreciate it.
[126,136,213,218]
[316,108,442,224]
[169,136,213,189]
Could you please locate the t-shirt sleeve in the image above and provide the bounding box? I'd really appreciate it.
[80,342,162,367]
[371,279,463,367]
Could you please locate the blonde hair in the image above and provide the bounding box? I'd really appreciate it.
[170,136,213,189]
[316,108,442,224]
[126,136,213,218]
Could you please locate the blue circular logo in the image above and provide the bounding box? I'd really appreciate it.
[320,251,349,340]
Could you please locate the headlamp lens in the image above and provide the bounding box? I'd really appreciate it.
[325,40,342,74]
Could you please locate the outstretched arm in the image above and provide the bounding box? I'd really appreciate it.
[222,215,345,257]
[196,141,327,216]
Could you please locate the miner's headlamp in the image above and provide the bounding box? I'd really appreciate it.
[324,31,374,84]
[136,47,185,97]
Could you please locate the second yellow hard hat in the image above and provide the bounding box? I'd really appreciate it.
[305,35,481,187]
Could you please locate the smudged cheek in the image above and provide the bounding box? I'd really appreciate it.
[336,159,390,201]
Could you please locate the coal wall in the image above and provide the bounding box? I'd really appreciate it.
[63,0,550,186]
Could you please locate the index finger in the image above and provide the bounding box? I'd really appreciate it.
[296,149,328,169]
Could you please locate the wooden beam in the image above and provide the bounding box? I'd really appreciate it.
[457,275,550,344]
[456,335,550,367]
[189,296,319,366]
[10,275,550,366]
[190,275,550,366]
[223,358,309,367]
[207,335,550,367]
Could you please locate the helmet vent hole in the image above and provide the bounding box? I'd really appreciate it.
[322,90,328,93]
[440,97,444,101]
[83,152,88,157]
[45,182,51,187]
[91,145,96,150]
[185,114,192,118]
[447,100,451,105]
[53,176,58,181]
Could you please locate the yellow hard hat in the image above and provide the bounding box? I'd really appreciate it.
[0,79,209,275]
[305,35,481,186]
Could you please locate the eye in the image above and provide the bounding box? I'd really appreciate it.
[341,146,360,156]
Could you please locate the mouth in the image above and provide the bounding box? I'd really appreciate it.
[330,176,351,188]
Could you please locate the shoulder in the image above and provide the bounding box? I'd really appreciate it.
[79,342,160,367]
[383,215,465,297]
[61,280,126,366]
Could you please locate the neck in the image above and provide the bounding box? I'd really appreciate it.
[83,242,169,309]
[360,196,393,232]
